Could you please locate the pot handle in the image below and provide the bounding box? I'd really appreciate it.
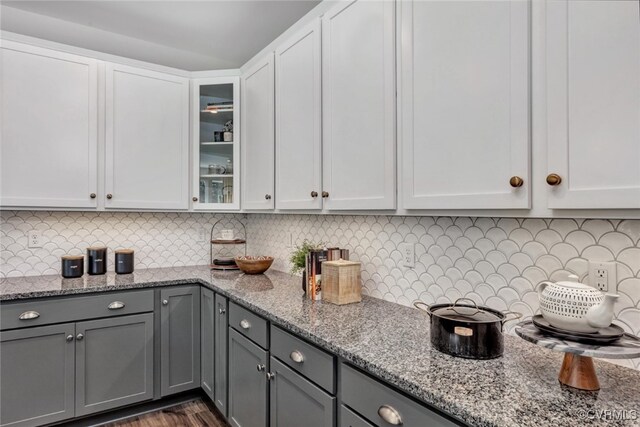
[413,301,431,316]
[537,281,552,295]
[501,311,523,326]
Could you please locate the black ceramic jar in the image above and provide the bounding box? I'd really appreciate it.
[61,255,84,278]
[86,247,107,275]
[115,249,134,274]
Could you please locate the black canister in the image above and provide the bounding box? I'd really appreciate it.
[115,249,134,274]
[61,255,84,278]
[86,247,107,275]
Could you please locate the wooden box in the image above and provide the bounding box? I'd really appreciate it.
[322,259,362,305]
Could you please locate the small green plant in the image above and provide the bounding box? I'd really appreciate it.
[289,239,325,275]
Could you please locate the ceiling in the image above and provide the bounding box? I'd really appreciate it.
[0,0,321,71]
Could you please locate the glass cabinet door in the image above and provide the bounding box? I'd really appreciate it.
[192,77,240,210]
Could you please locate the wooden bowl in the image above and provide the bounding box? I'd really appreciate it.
[234,256,274,275]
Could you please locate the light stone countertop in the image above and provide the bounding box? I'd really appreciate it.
[1,266,639,427]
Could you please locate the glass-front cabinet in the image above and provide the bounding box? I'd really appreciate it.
[192,77,240,210]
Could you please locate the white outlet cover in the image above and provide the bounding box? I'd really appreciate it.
[400,243,415,268]
[28,231,42,248]
[588,261,617,293]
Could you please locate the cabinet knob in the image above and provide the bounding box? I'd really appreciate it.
[265,194,272,200]
[240,319,251,330]
[256,364,266,372]
[192,197,198,202]
[66,334,74,342]
[266,372,276,381]
[219,307,226,315]
[322,191,329,198]
[106,194,113,199]
[90,193,97,199]
[310,191,318,198]
[76,333,84,341]
[162,299,169,306]
[546,173,562,186]
[509,176,524,188]
[289,350,305,363]
[378,405,403,425]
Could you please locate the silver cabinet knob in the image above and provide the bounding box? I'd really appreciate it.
[256,364,266,372]
[265,194,272,200]
[162,299,169,306]
[322,191,329,198]
[266,372,276,381]
[66,335,74,342]
[311,191,318,198]
[219,307,226,315]
[18,311,40,320]
[192,196,198,202]
[239,319,251,330]
[107,301,125,310]
[289,351,305,363]
[378,405,403,425]
[106,193,113,199]
[90,193,97,199]
[76,333,84,341]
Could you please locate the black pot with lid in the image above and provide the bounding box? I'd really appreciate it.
[414,298,522,359]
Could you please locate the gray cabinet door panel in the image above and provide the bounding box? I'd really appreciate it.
[0,323,75,427]
[214,294,229,416]
[201,288,215,401]
[270,357,335,427]
[75,313,154,417]
[228,328,268,427]
[161,286,201,396]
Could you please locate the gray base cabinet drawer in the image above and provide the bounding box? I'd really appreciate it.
[341,364,459,427]
[76,313,154,417]
[341,405,373,427]
[271,325,335,393]
[229,301,268,349]
[0,323,75,427]
[1,290,154,330]
[270,357,335,427]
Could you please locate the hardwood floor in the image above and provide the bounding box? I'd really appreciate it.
[103,399,228,427]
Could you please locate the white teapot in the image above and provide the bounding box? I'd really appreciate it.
[537,275,619,333]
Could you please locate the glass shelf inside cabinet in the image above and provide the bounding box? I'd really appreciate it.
[199,83,235,205]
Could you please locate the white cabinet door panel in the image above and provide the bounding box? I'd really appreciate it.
[546,0,640,208]
[105,64,189,209]
[401,0,530,209]
[322,0,396,210]
[275,20,322,210]
[241,54,275,210]
[1,41,98,208]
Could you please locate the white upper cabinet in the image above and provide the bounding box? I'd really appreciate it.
[241,54,275,210]
[546,0,640,209]
[275,20,322,210]
[105,64,189,210]
[1,41,98,208]
[400,0,530,210]
[322,0,396,210]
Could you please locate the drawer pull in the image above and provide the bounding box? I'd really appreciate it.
[289,350,305,363]
[378,405,403,425]
[107,301,125,310]
[240,319,251,330]
[18,311,40,320]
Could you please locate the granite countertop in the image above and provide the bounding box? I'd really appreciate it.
[2,266,639,427]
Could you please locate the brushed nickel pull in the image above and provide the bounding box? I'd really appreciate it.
[106,193,113,199]
[546,173,562,186]
[192,197,198,202]
[219,307,226,315]
[378,405,403,425]
[66,334,74,342]
[322,191,329,198]
[18,311,40,320]
[107,301,125,310]
[289,350,305,363]
[240,319,251,330]
[162,299,169,306]
[311,191,318,198]
[76,333,84,341]
[256,364,266,372]
[266,372,276,381]
[509,176,524,188]
[90,193,97,199]
[265,194,272,200]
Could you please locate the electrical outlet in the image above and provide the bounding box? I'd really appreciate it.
[589,261,617,293]
[198,227,207,243]
[28,231,42,248]
[400,243,415,268]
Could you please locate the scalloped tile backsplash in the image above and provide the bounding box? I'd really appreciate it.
[2,211,639,369]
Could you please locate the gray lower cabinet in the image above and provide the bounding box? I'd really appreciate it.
[201,288,215,401]
[160,286,201,396]
[214,293,229,416]
[75,313,154,417]
[228,328,268,427]
[270,357,335,427]
[0,323,75,427]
